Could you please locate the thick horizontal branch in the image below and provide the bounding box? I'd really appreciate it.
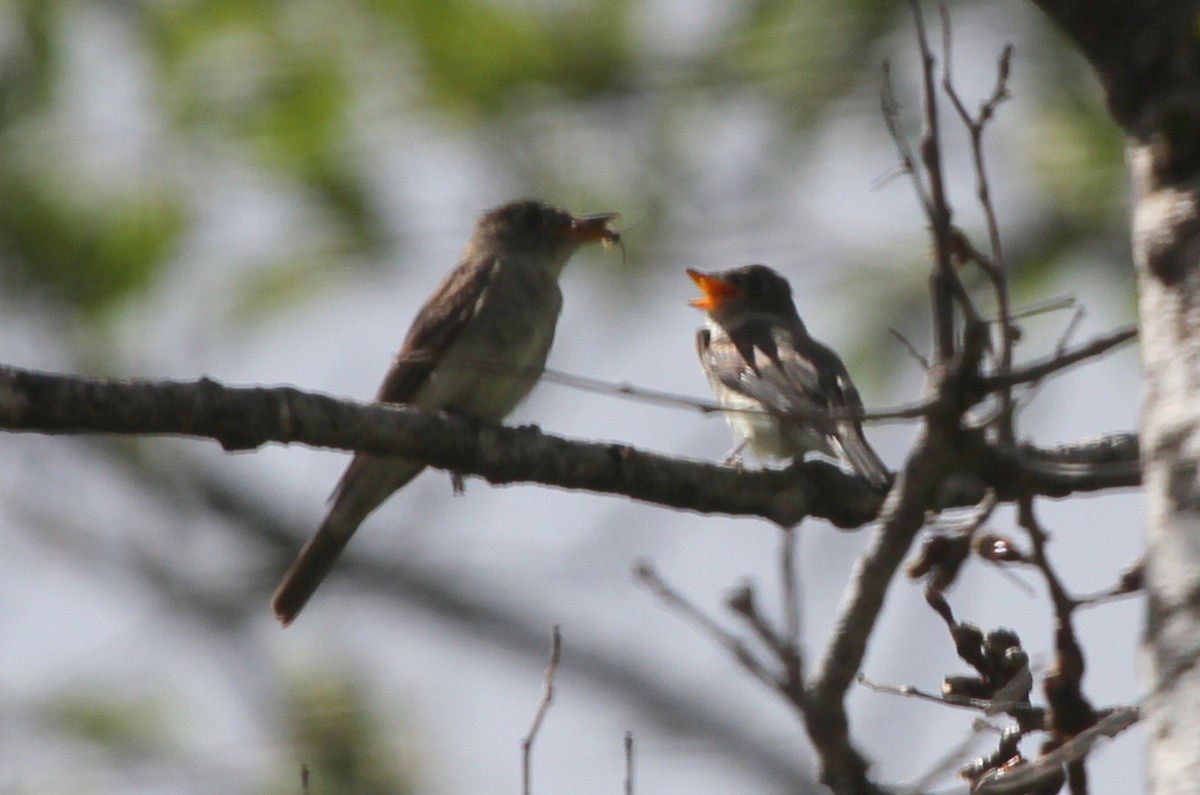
[0,365,881,528]
[0,365,1139,528]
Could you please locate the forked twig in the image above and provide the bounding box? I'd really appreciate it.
[521,625,563,795]
[634,561,780,691]
[941,6,1017,443]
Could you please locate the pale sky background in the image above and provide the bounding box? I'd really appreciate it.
[0,2,1145,794]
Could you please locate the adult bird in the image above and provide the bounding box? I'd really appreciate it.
[272,199,620,625]
[687,264,889,488]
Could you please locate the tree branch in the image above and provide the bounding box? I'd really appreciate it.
[0,364,881,528]
[0,365,1140,532]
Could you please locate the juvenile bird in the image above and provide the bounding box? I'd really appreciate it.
[687,264,889,487]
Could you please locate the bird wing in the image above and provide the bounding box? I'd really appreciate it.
[700,321,889,486]
[700,320,833,421]
[321,255,499,510]
[376,254,500,404]
[792,336,890,487]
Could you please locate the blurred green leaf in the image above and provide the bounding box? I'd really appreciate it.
[0,0,63,123]
[370,0,635,118]
[230,254,344,322]
[46,689,174,759]
[708,0,902,129]
[0,171,183,315]
[280,672,417,795]
[143,0,384,252]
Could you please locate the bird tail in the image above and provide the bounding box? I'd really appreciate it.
[271,455,424,625]
[833,424,890,489]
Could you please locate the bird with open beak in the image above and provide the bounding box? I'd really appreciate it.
[272,199,620,625]
[687,264,889,488]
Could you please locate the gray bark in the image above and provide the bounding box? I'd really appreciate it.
[1031,0,1200,789]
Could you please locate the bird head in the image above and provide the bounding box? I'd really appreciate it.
[474,200,620,272]
[687,264,800,323]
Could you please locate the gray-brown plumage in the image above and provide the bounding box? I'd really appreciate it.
[272,200,619,625]
[687,264,889,488]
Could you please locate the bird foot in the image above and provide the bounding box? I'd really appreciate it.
[722,440,748,470]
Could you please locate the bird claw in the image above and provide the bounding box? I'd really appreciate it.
[722,440,747,470]
[450,472,466,495]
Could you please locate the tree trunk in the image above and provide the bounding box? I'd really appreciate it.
[1032,0,1200,789]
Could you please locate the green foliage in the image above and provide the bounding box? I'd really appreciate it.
[712,0,902,127]
[143,0,387,253]
[0,0,1126,330]
[1027,100,1125,224]
[46,688,175,759]
[368,0,635,118]
[0,170,184,315]
[0,0,62,123]
[230,254,347,323]
[279,673,417,795]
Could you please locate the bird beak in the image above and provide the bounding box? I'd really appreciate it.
[569,213,621,247]
[687,269,741,311]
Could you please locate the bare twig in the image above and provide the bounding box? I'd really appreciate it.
[521,625,563,795]
[981,325,1137,390]
[888,327,931,370]
[973,707,1139,794]
[941,10,1017,444]
[1018,499,1076,618]
[1056,304,1088,356]
[1012,303,1088,415]
[781,528,802,655]
[634,561,780,691]
[623,731,635,795]
[548,366,938,424]
[1075,557,1144,608]
[727,585,785,651]
[899,719,998,795]
[542,367,729,415]
[910,0,961,360]
[1004,294,1078,322]
[880,63,933,216]
[857,673,1045,722]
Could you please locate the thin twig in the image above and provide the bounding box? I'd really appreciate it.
[1017,499,1076,621]
[727,587,787,661]
[521,625,563,795]
[941,8,1017,443]
[981,326,1137,390]
[857,673,1046,722]
[973,707,1139,794]
[635,562,780,691]
[880,62,934,216]
[1075,557,1144,608]
[889,327,931,370]
[910,0,960,360]
[624,731,635,795]
[1056,304,1087,356]
[899,719,998,795]
[725,584,808,709]
[781,528,802,654]
[544,366,935,423]
[1003,294,1078,322]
